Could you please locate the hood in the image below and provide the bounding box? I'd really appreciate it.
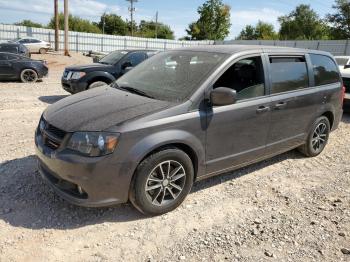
[65,63,114,72]
[43,86,172,132]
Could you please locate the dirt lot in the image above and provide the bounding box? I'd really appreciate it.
[0,53,349,262]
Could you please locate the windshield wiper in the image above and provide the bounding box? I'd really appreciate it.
[115,84,154,99]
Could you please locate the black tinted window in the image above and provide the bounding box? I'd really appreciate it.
[310,54,340,86]
[128,52,146,66]
[214,56,265,101]
[269,57,309,94]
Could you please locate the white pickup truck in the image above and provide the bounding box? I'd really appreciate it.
[335,56,350,111]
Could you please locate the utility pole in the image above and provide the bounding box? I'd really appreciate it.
[54,0,59,51]
[155,11,158,39]
[126,0,138,36]
[64,0,69,56]
[102,13,106,35]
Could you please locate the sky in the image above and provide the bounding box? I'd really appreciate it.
[0,0,335,39]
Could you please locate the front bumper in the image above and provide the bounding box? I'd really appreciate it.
[61,78,87,94]
[35,129,130,207]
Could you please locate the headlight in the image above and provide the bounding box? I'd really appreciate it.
[71,72,86,80]
[39,117,46,132]
[67,132,119,157]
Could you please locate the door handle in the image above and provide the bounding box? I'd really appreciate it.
[256,106,270,114]
[274,102,287,110]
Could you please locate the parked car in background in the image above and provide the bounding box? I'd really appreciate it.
[0,52,48,83]
[12,37,51,54]
[0,43,30,57]
[61,49,158,94]
[334,56,350,111]
[36,46,344,215]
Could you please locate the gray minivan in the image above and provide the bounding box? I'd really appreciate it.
[35,45,344,215]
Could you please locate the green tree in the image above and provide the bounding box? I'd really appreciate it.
[97,13,128,35]
[48,13,101,34]
[255,21,278,40]
[15,20,44,28]
[186,0,231,40]
[137,20,175,39]
[237,21,278,40]
[278,4,329,40]
[327,0,350,39]
[237,25,256,40]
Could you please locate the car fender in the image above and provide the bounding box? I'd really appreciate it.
[118,129,206,184]
[306,102,336,134]
[85,71,116,84]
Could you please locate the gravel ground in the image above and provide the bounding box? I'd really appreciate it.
[0,53,349,262]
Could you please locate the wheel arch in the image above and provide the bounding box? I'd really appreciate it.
[138,143,199,181]
[124,130,205,198]
[86,72,116,88]
[321,111,334,129]
[20,67,39,81]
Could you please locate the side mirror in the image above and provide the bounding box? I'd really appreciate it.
[210,87,237,106]
[122,61,133,70]
[344,64,350,69]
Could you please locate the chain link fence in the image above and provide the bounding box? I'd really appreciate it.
[1,24,350,56]
[0,24,213,52]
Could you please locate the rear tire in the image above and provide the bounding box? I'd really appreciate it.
[20,69,38,83]
[88,81,108,89]
[298,116,330,157]
[130,148,194,215]
[39,48,47,54]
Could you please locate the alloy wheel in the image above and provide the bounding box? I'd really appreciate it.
[145,160,186,206]
[22,69,37,82]
[311,122,327,152]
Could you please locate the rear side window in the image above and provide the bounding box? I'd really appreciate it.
[269,56,309,94]
[310,54,340,86]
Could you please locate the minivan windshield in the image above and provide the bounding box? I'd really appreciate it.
[115,51,228,102]
[99,51,128,65]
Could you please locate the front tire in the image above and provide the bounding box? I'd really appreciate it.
[39,48,47,54]
[88,81,108,89]
[298,116,330,157]
[20,69,38,83]
[130,149,194,215]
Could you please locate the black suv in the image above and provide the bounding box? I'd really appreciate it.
[0,43,30,58]
[36,46,344,215]
[62,49,157,94]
